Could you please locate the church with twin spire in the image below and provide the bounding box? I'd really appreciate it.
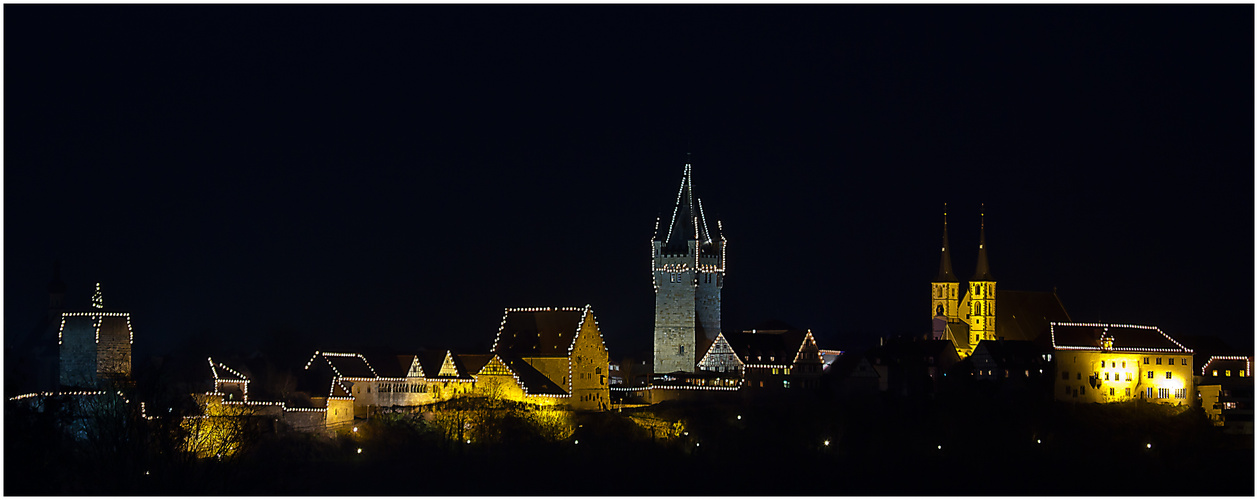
[931,205,998,358]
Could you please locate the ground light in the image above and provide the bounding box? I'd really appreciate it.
[937,445,942,450]
[1146,443,1152,449]
[352,426,358,433]
[824,440,830,446]
[356,448,362,454]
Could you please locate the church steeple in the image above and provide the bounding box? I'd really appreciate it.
[936,204,957,282]
[973,206,994,281]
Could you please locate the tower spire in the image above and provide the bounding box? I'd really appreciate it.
[937,203,957,281]
[973,204,994,281]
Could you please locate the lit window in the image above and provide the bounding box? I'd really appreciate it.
[1242,371,1247,377]
[1213,370,1219,377]
[783,380,790,389]
[1225,370,1231,377]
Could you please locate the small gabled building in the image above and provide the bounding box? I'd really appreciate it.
[1194,355,1253,433]
[1050,322,1194,404]
[696,325,824,391]
[971,340,1052,383]
[492,305,610,410]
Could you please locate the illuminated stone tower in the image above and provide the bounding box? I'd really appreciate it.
[931,205,959,325]
[967,208,996,345]
[652,160,725,374]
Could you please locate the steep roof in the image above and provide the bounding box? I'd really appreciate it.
[1050,322,1191,353]
[655,162,721,257]
[996,290,1071,341]
[972,216,993,281]
[457,354,494,376]
[936,209,957,282]
[500,355,568,396]
[309,351,378,379]
[721,329,810,366]
[492,307,587,357]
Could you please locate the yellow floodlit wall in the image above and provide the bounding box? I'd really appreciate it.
[1055,350,1193,404]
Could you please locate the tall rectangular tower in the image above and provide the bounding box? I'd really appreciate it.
[653,162,724,374]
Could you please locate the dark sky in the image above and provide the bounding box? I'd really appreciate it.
[6,5,1254,363]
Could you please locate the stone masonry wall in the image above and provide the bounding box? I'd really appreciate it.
[654,251,696,374]
[96,316,132,381]
[59,316,97,388]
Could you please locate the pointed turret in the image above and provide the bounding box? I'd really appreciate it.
[973,207,994,281]
[936,205,957,282]
[657,161,720,256]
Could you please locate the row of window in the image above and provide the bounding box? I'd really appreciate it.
[1067,386,1187,399]
[1211,369,1246,377]
[666,273,719,284]
[1142,357,1189,366]
[1061,371,1176,382]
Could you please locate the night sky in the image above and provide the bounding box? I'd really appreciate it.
[6,5,1254,365]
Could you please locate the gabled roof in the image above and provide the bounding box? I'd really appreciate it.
[996,290,1071,342]
[655,162,721,257]
[208,357,249,382]
[500,355,568,396]
[492,306,588,357]
[1199,356,1251,377]
[971,340,1046,367]
[945,321,970,353]
[315,352,379,379]
[415,350,471,379]
[1050,322,1191,353]
[358,352,413,379]
[457,354,494,376]
[297,353,352,399]
[721,329,810,366]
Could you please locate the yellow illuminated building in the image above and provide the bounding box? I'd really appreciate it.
[930,206,996,357]
[1050,322,1194,404]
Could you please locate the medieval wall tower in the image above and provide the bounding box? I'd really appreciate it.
[653,160,724,374]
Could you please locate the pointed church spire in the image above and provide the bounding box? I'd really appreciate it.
[973,204,994,281]
[91,282,104,309]
[936,203,957,281]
